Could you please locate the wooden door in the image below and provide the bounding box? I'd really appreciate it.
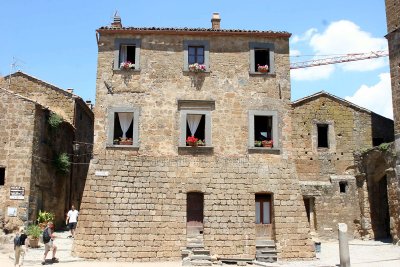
[187,192,204,237]
[255,194,273,240]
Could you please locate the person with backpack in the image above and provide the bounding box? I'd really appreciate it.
[42,221,58,265]
[14,226,28,267]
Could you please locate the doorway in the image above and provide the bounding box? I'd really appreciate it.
[255,194,274,240]
[187,192,204,244]
[369,175,391,240]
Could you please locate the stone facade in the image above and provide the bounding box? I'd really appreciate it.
[385,0,400,245]
[292,92,395,240]
[73,18,315,261]
[0,87,73,230]
[0,72,94,231]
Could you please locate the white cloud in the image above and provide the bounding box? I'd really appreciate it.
[290,49,301,57]
[291,64,335,81]
[345,73,393,119]
[291,20,388,81]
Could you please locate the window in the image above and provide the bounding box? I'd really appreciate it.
[317,124,329,148]
[178,100,214,147]
[183,40,209,71]
[0,167,4,185]
[249,42,275,74]
[339,181,348,193]
[107,107,139,147]
[114,39,141,70]
[256,194,271,224]
[249,111,278,149]
[188,46,204,65]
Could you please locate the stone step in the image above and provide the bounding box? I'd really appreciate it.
[191,255,212,261]
[256,240,275,247]
[257,248,277,253]
[192,249,210,255]
[187,243,204,249]
[257,251,277,257]
[190,260,213,266]
[256,255,278,263]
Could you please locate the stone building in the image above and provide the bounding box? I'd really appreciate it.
[292,91,395,240]
[0,72,94,230]
[384,0,400,245]
[73,14,315,262]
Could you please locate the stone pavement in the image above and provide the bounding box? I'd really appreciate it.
[1,231,400,267]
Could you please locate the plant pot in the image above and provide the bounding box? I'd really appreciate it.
[119,141,133,145]
[258,69,268,73]
[187,141,198,147]
[29,238,39,248]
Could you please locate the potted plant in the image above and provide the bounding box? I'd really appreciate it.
[26,224,41,248]
[262,140,273,148]
[119,138,133,145]
[120,61,135,70]
[197,139,205,146]
[188,63,206,72]
[257,64,269,73]
[254,140,263,147]
[113,139,120,145]
[37,210,55,229]
[186,136,198,146]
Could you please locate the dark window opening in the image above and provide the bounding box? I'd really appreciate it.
[119,45,136,64]
[317,124,329,148]
[373,138,384,147]
[0,168,5,185]
[188,46,205,65]
[186,115,205,142]
[113,113,133,142]
[303,198,311,223]
[255,194,271,224]
[255,49,270,71]
[254,116,273,141]
[339,181,348,193]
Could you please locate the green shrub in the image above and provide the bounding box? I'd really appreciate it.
[37,210,55,224]
[378,142,390,151]
[54,152,71,174]
[48,113,63,129]
[26,224,42,239]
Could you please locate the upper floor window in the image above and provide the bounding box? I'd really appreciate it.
[107,107,139,147]
[317,124,329,148]
[183,40,209,72]
[0,167,4,185]
[249,42,275,74]
[114,39,141,71]
[178,100,214,147]
[249,110,279,149]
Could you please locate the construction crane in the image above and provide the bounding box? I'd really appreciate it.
[290,50,388,69]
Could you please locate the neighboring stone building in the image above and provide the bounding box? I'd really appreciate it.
[292,91,394,240]
[385,0,400,245]
[73,14,315,262]
[0,72,94,230]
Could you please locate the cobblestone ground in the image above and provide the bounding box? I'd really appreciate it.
[1,231,400,267]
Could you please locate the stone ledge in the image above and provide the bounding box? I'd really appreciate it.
[106,145,139,151]
[248,147,280,155]
[178,146,214,155]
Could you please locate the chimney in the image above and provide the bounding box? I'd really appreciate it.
[211,13,221,30]
[66,88,74,94]
[86,100,93,110]
[111,11,122,28]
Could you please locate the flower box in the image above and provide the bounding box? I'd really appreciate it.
[188,63,206,72]
[262,140,273,148]
[120,61,135,70]
[119,140,133,145]
[257,64,269,73]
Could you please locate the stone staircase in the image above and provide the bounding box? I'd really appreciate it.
[256,240,278,263]
[182,231,213,266]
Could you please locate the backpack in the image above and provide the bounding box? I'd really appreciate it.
[14,234,21,247]
[42,227,51,243]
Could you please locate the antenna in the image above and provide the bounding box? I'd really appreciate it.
[8,57,25,89]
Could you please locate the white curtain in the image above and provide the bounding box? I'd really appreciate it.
[120,45,127,62]
[187,114,202,136]
[118,112,133,139]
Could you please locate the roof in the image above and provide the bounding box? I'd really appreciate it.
[292,91,372,114]
[97,26,291,38]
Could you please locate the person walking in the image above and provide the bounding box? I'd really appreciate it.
[65,205,79,238]
[42,221,58,265]
[14,226,28,267]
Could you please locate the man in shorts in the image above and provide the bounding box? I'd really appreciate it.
[66,205,79,238]
[42,221,58,265]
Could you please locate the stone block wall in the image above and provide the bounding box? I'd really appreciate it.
[73,31,315,260]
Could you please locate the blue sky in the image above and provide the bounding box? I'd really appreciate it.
[0,0,392,118]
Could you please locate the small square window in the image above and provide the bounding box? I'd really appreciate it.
[339,181,348,193]
[0,167,5,185]
[183,40,209,71]
[249,110,278,149]
[249,42,275,74]
[107,108,139,147]
[114,39,141,70]
[317,124,329,148]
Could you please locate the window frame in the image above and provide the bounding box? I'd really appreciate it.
[249,42,275,74]
[107,107,140,147]
[114,38,141,71]
[183,40,210,72]
[255,194,272,225]
[248,110,279,149]
[317,123,329,148]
